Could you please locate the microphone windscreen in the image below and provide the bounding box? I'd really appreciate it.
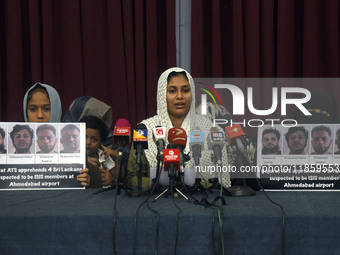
[136,123,147,129]
[168,127,187,149]
[115,118,131,128]
[113,118,131,147]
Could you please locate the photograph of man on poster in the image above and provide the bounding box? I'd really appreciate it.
[36,124,58,154]
[60,124,80,153]
[9,124,34,154]
[284,126,309,155]
[311,125,333,155]
[261,128,282,155]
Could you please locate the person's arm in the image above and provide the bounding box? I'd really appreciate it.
[127,145,151,189]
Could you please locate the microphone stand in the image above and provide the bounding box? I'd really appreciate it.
[116,149,124,195]
[150,149,162,192]
[134,142,146,195]
[209,145,224,190]
[153,164,188,201]
[227,148,256,197]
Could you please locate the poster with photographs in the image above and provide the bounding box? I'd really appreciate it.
[0,122,86,190]
[257,124,340,190]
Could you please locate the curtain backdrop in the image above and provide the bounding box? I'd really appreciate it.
[192,0,340,77]
[1,0,340,131]
[0,0,176,127]
[191,0,340,134]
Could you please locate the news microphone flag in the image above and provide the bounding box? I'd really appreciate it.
[207,127,225,150]
[163,148,180,172]
[189,131,204,145]
[153,127,166,141]
[133,124,148,150]
[225,124,245,146]
[133,129,148,142]
[153,126,166,158]
[189,130,204,166]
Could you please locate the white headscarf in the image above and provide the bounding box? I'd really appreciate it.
[142,67,232,188]
[23,82,62,122]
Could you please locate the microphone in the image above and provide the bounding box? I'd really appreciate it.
[168,127,190,168]
[112,119,131,194]
[189,127,204,166]
[207,127,225,165]
[225,124,249,163]
[113,118,131,159]
[152,126,166,160]
[225,125,256,196]
[133,123,148,191]
[163,148,180,189]
[163,148,180,173]
[133,123,148,161]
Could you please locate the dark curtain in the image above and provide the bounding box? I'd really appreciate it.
[192,0,340,77]
[192,0,340,135]
[0,0,176,127]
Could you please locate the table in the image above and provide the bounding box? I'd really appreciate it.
[1,188,339,255]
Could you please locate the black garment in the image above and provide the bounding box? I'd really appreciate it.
[87,161,102,188]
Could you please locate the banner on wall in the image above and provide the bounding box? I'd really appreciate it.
[0,122,86,190]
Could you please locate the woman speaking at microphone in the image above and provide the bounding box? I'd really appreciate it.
[127,67,234,189]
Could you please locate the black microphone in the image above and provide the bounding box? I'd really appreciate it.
[113,118,131,160]
[112,119,131,194]
[133,123,148,191]
[189,127,204,166]
[168,127,190,169]
[152,126,166,161]
[225,124,250,164]
[207,127,225,165]
[225,124,256,196]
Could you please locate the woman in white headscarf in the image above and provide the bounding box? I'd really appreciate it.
[23,82,62,122]
[127,67,233,189]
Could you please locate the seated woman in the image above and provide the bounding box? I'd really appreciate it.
[77,116,118,188]
[127,67,233,189]
[23,82,62,122]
